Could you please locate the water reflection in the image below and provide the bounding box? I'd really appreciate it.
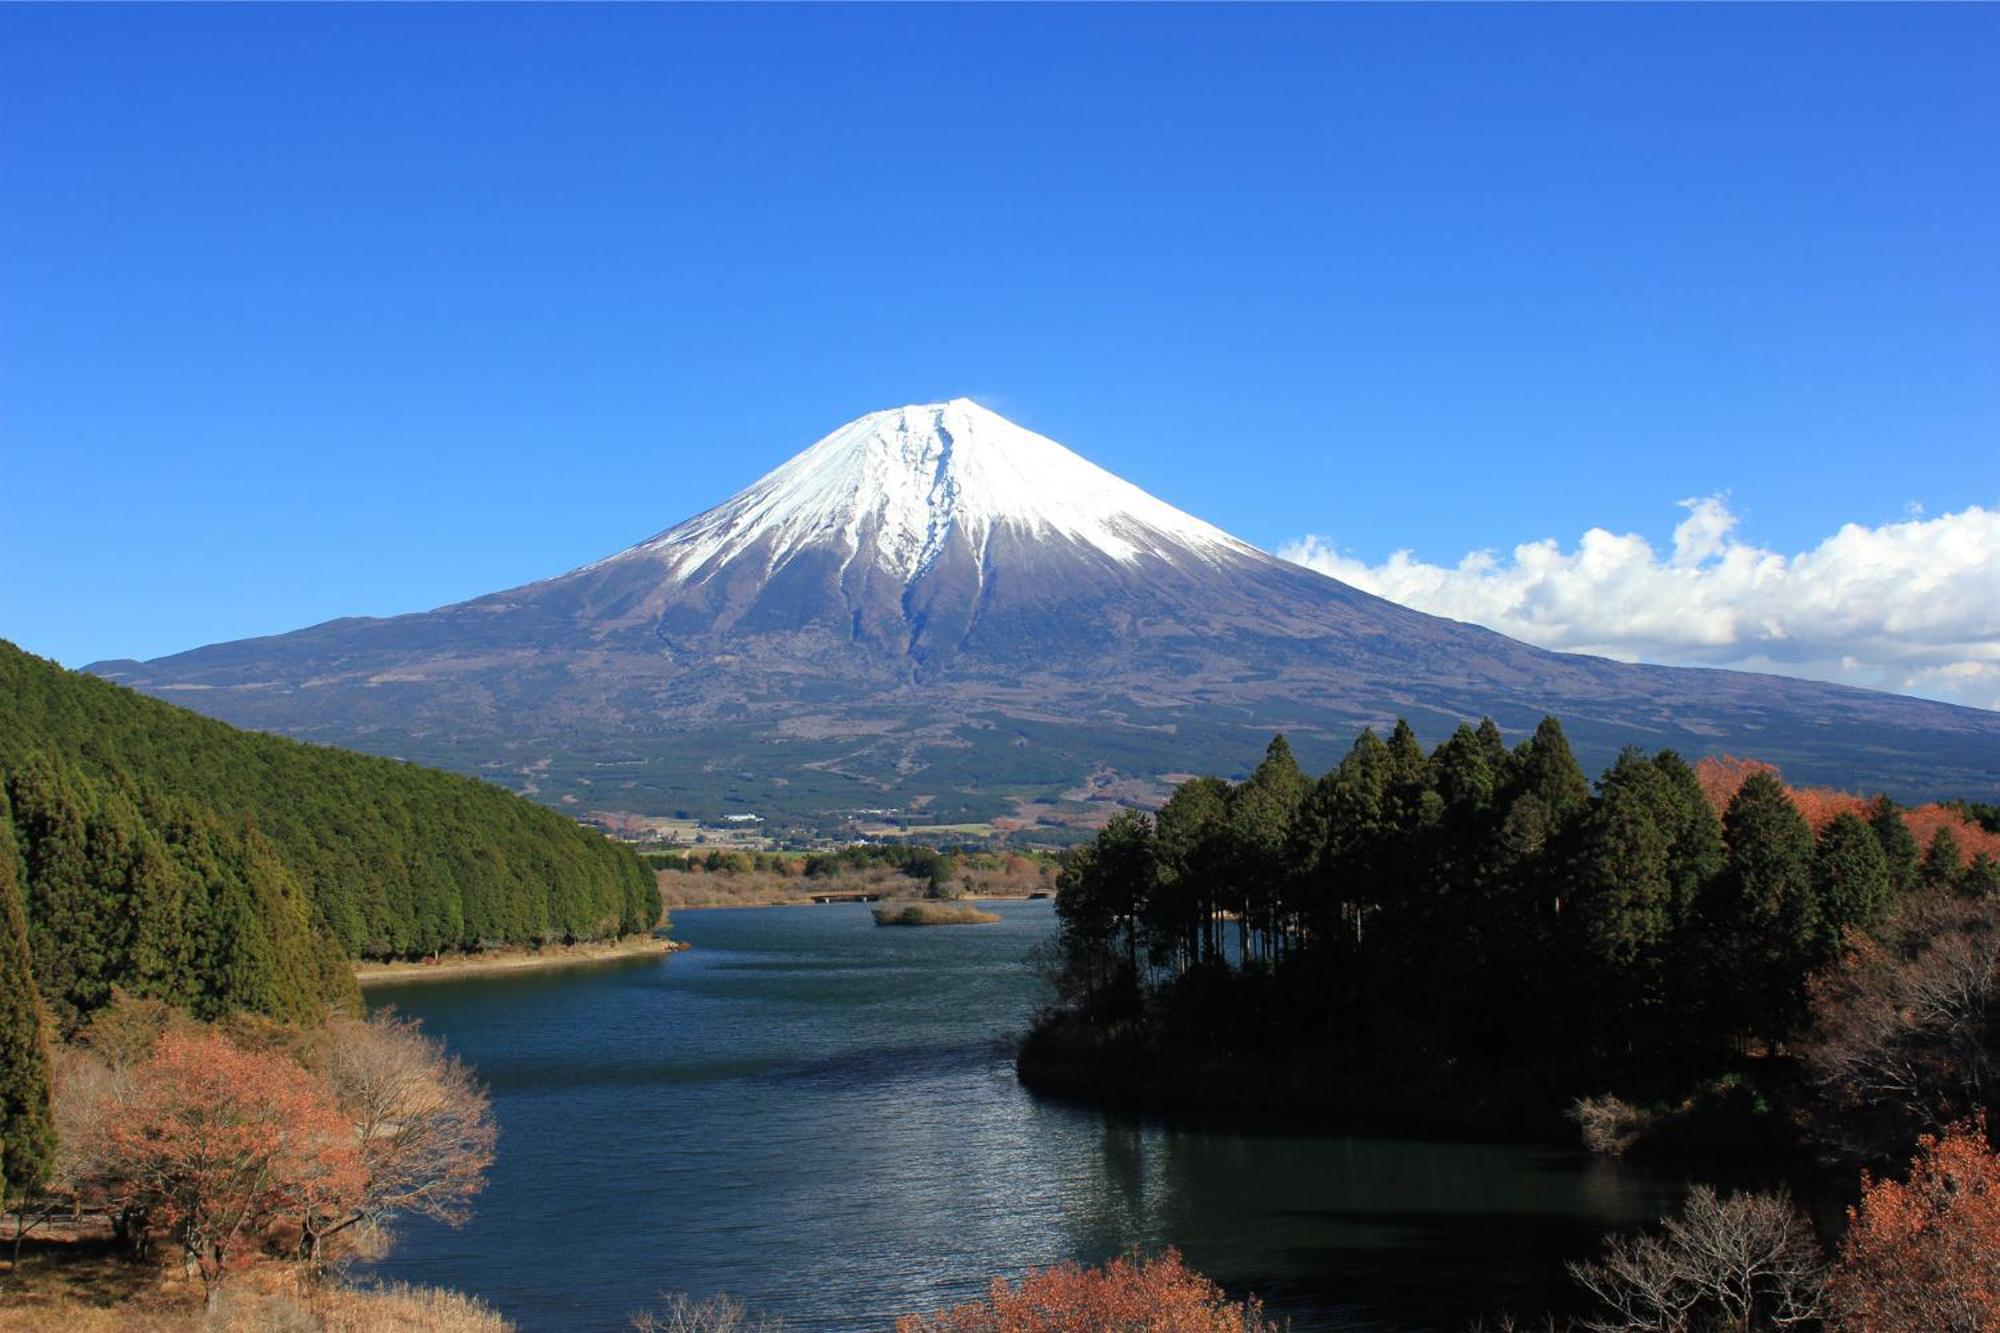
[361,902,1690,1331]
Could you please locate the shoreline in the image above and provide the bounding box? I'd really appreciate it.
[353,934,683,986]
[668,891,1050,911]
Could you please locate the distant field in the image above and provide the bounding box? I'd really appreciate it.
[657,853,1058,910]
[858,821,1002,838]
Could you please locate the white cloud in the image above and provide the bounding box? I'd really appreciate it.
[1278,499,2000,710]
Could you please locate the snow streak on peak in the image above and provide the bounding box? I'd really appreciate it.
[620,399,1260,585]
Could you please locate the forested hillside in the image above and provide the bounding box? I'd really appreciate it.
[0,641,658,1032]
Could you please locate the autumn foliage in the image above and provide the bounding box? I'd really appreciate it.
[20,998,496,1302]
[1826,1116,2000,1332]
[893,1249,1277,1333]
[99,1029,364,1293]
[1694,754,2000,866]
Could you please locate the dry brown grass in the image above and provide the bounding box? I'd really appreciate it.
[659,856,1055,910]
[0,1244,511,1333]
[872,901,1003,926]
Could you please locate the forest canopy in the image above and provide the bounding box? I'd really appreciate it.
[0,640,659,1035]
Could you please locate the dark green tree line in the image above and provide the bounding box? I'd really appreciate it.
[1041,715,1966,1111]
[0,641,659,1033]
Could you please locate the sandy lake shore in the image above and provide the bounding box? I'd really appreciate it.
[353,934,684,986]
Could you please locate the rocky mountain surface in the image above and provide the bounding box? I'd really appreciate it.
[91,400,2000,822]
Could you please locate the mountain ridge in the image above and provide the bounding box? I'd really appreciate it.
[88,401,2000,818]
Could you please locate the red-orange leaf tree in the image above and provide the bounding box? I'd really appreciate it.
[895,1249,1277,1333]
[1827,1116,2000,1332]
[98,1029,363,1296]
[1694,755,2000,866]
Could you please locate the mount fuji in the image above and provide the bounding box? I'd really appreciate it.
[90,400,2000,823]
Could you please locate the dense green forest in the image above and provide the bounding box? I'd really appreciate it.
[0,641,659,1034]
[1027,716,2000,1145]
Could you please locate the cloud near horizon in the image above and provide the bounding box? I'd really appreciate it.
[1278,498,2000,711]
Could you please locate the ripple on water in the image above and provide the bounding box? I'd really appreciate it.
[360,901,1696,1332]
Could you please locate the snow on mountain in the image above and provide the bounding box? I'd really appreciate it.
[86,397,2000,810]
[606,399,1260,585]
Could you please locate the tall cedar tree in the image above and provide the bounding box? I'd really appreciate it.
[1571,749,1677,1061]
[1812,813,1894,961]
[1869,795,1923,897]
[0,799,56,1199]
[1228,736,1306,964]
[1715,772,1819,1047]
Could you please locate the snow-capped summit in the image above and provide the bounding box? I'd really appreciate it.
[611,399,1258,586]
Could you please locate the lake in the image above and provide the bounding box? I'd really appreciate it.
[360,899,1692,1330]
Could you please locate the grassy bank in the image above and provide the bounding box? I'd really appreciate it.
[872,901,1003,926]
[0,1225,511,1332]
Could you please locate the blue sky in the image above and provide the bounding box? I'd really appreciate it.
[2,5,1996,697]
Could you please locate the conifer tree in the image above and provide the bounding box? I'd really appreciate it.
[8,755,102,1032]
[1496,717,1591,917]
[1382,720,1438,833]
[0,797,56,1200]
[1155,776,1231,965]
[1811,812,1893,960]
[126,829,197,1007]
[1651,750,1725,927]
[1919,826,1963,893]
[1316,730,1392,946]
[1430,724,1497,815]
[1716,771,1818,1045]
[1868,795,1921,896]
[1474,717,1510,780]
[1230,736,1307,961]
[1571,750,1675,1057]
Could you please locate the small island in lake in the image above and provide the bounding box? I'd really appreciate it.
[873,900,1003,926]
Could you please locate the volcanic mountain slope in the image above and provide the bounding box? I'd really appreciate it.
[91,400,2000,820]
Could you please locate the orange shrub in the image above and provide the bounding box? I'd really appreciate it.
[895,1249,1276,1333]
[1827,1117,2000,1331]
[98,1030,364,1292]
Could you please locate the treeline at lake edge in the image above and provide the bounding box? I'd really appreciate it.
[1020,714,2000,1328]
[0,641,660,1034]
[1024,715,1999,1163]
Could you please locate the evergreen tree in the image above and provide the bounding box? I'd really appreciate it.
[1570,750,1675,1058]
[1382,720,1439,833]
[1430,724,1497,816]
[0,798,56,1200]
[1155,776,1231,967]
[1499,718,1589,852]
[1229,736,1307,962]
[1576,752,1675,966]
[8,754,103,1032]
[1961,853,2000,898]
[1474,717,1511,781]
[1811,812,1893,961]
[1316,730,1393,947]
[1715,772,1818,1045]
[1868,795,1921,896]
[1651,750,1725,928]
[126,826,197,1007]
[1919,827,1963,893]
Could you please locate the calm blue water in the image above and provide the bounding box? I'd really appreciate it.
[360,900,1690,1331]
